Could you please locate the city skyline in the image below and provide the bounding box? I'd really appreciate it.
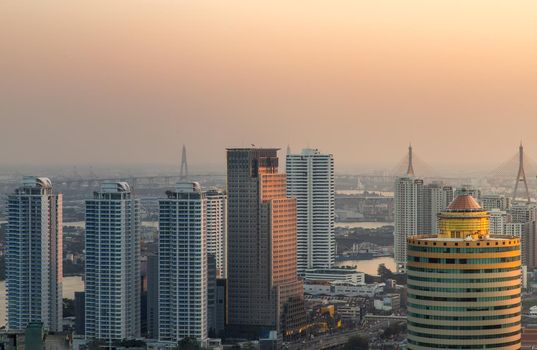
[2,1,537,348]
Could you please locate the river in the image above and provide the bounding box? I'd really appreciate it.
[335,256,396,276]
[0,276,84,328]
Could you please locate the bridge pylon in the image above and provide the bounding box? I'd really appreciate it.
[180,145,189,180]
[513,143,531,203]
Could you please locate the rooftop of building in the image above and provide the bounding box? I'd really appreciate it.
[408,234,520,243]
[175,181,202,193]
[447,194,482,211]
[100,181,131,193]
[226,147,280,151]
[22,176,52,189]
[415,235,517,242]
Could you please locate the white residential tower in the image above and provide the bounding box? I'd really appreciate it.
[158,182,208,343]
[6,177,63,332]
[85,182,141,341]
[286,148,335,275]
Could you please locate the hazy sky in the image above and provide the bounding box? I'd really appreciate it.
[2,1,537,172]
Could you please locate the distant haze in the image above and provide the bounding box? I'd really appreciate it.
[1,1,537,173]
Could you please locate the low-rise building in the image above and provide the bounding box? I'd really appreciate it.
[373,294,401,312]
[304,268,365,284]
[304,281,384,298]
[336,304,361,322]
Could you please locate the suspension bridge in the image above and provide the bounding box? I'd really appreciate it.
[0,144,536,201]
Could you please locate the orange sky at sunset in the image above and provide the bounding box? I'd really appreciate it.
[1,1,537,172]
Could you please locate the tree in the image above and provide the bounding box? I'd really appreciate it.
[382,322,406,339]
[63,298,75,317]
[177,337,202,350]
[343,335,369,350]
[377,264,394,280]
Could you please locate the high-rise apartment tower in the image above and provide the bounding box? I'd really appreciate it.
[6,177,63,332]
[158,182,208,343]
[85,182,141,341]
[286,148,335,275]
[206,190,227,278]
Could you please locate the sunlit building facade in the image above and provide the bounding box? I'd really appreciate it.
[227,148,305,338]
[407,195,521,350]
[6,177,63,332]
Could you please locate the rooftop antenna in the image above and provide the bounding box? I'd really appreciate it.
[406,143,415,177]
[179,145,188,180]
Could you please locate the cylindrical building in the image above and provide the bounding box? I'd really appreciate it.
[407,194,521,350]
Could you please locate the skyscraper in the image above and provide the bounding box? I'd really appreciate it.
[420,183,453,235]
[394,178,453,272]
[489,208,507,235]
[407,195,521,350]
[158,182,207,343]
[227,148,305,338]
[85,182,140,341]
[394,177,422,272]
[206,190,227,278]
[6,177,63,332]
[286,148,335,275]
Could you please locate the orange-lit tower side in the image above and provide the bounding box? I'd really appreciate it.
[227,149,305,339]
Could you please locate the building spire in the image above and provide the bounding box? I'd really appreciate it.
[513,143,531,203]
[180,144,189,180]
[286,144,291,155]
[406,143,415,176]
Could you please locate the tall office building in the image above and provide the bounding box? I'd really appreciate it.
[286,148,335,275]
[158,182,208,343]
[227,148,305,338]
[206,190,227,278]
[85,182,141,341]
[407,195,521,350]
[6,177,63,332]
